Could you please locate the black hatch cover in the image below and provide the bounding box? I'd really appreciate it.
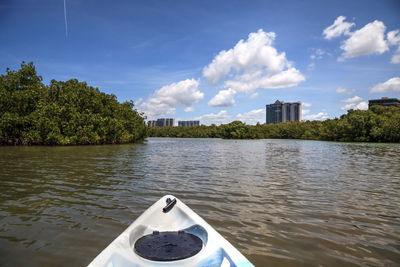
[134,231,203,261]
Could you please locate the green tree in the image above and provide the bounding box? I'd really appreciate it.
[0,62,147,145]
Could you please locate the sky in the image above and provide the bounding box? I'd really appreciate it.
[0,0,399,125]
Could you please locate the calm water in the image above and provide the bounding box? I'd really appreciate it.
[0,138,400,266]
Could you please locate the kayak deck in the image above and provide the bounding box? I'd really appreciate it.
[88,195,254,267]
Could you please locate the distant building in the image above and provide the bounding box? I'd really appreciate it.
[368,97,400,109]
[178,120,200,127]
[156,118,175,127]
[266,100,302,124]
[147,120,157,127]
[147,118,175,127]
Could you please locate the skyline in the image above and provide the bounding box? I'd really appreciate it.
[1,0,399,125]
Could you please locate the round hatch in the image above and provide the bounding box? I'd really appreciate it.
[134,231,203,261]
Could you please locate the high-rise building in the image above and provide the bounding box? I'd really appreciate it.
[178,120,200,127]
[156,118,175,127]
[147,118,175,127]
[368,97,400,108]
[147,120,157,127]
[266,100,302,124]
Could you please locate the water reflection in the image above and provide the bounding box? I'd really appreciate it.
[0,139,399,266]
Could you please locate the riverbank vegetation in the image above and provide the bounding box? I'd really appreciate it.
[0,62,147,145]
[149,106,400,142]
[2,63,398,145]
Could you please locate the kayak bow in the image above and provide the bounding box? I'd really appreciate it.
[88,195,254,267]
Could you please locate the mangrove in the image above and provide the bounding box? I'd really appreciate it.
[149,106,400,143]
[0,62,147,145]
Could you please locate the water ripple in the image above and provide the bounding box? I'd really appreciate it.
[0,138,399,266]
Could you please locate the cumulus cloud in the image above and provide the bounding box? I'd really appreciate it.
[339,20,388,60]
[340,95,368,110]
[357,102,369,110]
[341,102,368,111]
[151,79,203,106]
[370,77,400,93]
[341,96,363,103]
[203,29,305,95]
[224,67,305,93]
[387,30,400,46]
[303,112,329,121]
[323,16,355,40]
[139,79,204,118]
[236,109,265,125]
[302,102,312,107]
[208,88,236,107]
[302,109,310,115]
[323,17,400,62]
[387,30,400,64]
[194,110,232,125]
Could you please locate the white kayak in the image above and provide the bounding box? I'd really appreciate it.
[88,195,254,267]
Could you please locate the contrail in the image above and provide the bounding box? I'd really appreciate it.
[64,0,68,39]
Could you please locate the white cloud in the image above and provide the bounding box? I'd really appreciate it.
[151,79,203,106]
[303,112,329,121]
[340,20,388,60]
[323,16,355,40]
[236,109,265,125]
[341,101,368,110]
[139,78,204,118]
[341,96,363,103]
[336,87,355,94]
[139,102,176,118]
[310,48,325,59]
[194,110,232,125]
[302,109,310,115]
[302,102,312,107]
[184,106,195,112]
[225,67,305,93]
[208,88,236,107]
[324,17,399,62]
[391,53,400,64]
[357,102,369,110]
[387,30,400,64]
[203,29,305,93]
[370,77,400,93]
[249,92,259,99]
[387,30,400,46]
[308,49,325,70]
[336,87,347,94]
[340,96,367,110]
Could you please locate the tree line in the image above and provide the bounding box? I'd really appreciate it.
[2,62,399,145]
[0,62,147,145]
[149,106,400,142]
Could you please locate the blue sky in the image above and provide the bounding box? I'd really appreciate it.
[1,0,399,125]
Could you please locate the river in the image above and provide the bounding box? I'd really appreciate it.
[0,138,399,266]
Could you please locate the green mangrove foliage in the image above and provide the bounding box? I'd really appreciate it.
[149,106,400,142]
[0,62,147,145]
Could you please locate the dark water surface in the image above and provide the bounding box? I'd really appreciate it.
[1,138,400,266]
